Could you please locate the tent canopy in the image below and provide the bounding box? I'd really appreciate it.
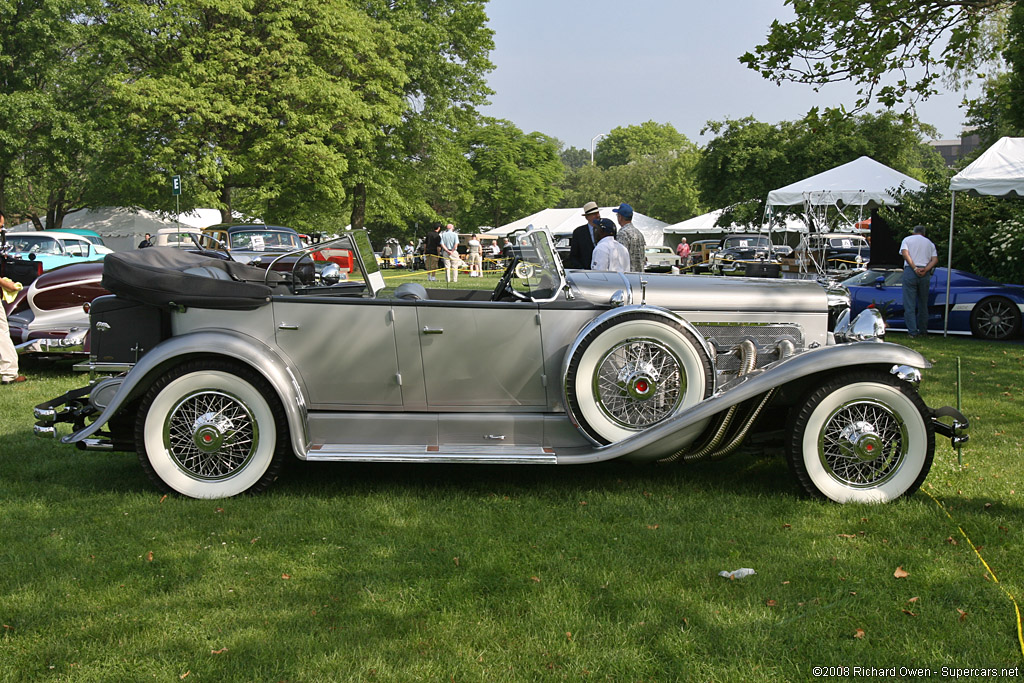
[664,208,807,235]
[949,137,1024,197]
[766,156,925,207]
[488,207,669,246]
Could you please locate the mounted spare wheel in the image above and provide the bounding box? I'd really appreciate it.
[563,311,714,445]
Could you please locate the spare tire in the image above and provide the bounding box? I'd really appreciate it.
[563,312,714,445]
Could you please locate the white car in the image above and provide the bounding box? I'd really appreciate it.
[151,227,204,248]
[644,245,681,272]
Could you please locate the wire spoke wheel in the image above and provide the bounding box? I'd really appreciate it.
[818,399,906,488]
[787,372,933,503]
[165,390,258,480]
[594,338,683,430]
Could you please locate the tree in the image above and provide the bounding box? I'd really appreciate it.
[966,3,1024,144]
[696,112,942,226]
[740,0,1012,111]
[344,0,494,233]
[594,121,688,169]
[458,118,563,230]
[559,145,591,171]
[0,0,114,228]
[99,0,408,224]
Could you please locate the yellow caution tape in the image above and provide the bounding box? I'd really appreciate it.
[923,488,1024,660]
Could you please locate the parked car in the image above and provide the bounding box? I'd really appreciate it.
[843,267,1024,340]
[708,234,781,277]
[34,228,967,503]
[4,231,113,271]
[685,239,720,273]
[644,245,681,272]
[783,233,871,275]
[199,224,305,264]
[5,262,106,358]
[45,227,106,246]
[151,227,204,248]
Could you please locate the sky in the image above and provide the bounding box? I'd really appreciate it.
[480,0,975,151]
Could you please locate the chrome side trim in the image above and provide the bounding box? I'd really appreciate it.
[305,444,556,464]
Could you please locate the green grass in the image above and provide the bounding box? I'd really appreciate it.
[1,334,1022,681]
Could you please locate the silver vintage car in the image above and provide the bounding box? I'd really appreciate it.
[34,228,967,502]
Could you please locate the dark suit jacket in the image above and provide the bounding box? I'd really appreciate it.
[567,223,595,269]
[424,230,442,256]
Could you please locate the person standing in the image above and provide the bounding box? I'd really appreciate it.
[899,225,938,338]
[487,240,501,270]
[424,224,442,281]
[466,234,482,277]
[1,272,27,385]
[440,223,460,283]
[612,203,646,272]
[591,218,629,272]
[676,238,690,266]
[567,202,602,270]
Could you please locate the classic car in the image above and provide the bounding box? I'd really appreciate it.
[844,267,1024,340]
[4,231,113,271]
[44,227,106,246]
[686,239,721,271]
[151,226,204,248]
[5,262,106,357]
[707,234,782,278]
[782,233,871,276]
[34,228,967,503]
[644,245,681,272]
[199,224,305,265]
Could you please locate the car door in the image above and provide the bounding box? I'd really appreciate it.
[409,301,547,408]
[272,298,404,408]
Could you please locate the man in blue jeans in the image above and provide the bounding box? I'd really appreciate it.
[899,225,938,337]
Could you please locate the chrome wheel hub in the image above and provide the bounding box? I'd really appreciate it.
[595,338,684,430]
[164,390,258,480]
[837,420,883,462]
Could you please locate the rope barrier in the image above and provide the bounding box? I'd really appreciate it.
[922,488,1024,661]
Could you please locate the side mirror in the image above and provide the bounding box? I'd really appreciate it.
[874,276,885,290]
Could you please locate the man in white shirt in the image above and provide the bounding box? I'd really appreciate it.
[440,223,460,283]
[899,225,938,338]
[591,218,629,272]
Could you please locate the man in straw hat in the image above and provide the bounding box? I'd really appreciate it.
[567,201,602,270]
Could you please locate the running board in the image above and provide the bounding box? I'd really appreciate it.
[304,444,558,465]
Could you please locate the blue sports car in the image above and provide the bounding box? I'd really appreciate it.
[4,231,113,272]
[843,267,1024,340]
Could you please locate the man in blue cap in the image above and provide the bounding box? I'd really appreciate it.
[613,203,646,272]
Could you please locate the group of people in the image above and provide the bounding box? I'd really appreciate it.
[566,201,646,273]
[420,223,502,282]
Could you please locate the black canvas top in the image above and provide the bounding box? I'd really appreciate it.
[102,247,284,310]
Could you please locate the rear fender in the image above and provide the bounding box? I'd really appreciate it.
[61,330,310,456]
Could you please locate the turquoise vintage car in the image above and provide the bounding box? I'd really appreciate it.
[5,231,113,271]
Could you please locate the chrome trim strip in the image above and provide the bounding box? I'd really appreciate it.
[305,444,556,464]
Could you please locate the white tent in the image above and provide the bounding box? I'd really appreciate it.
[9,207,226,252]
[488,207,669,246]
[944,137,1024,333]
[766,156,925,208]
[664,208,807,235]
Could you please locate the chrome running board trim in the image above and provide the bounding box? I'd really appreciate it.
[304,444,557,464]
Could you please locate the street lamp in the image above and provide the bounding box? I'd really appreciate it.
[591,133,607,165]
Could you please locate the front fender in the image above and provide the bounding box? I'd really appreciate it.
[555,341,930,464]
[61,329,310,456]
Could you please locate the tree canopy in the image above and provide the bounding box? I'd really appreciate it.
[741,0,1012,110]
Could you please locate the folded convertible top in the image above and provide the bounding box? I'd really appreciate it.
[102,248,284,310]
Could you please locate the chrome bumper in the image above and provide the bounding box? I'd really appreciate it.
[16,328,88,356]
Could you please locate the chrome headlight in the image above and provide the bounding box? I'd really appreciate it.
[839,308,885,342]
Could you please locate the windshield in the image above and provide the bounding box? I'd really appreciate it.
[723,236,770,249]
[230,230,303,251]
[506,228,565,302]
[8,235,61,254]
[841,269,902,287]
[829,237,868,248]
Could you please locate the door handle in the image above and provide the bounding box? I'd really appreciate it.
[278,323,299,330]
[422,327,444,335]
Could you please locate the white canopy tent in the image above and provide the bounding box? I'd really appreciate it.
[945,137,1024,334]
[9,206,227,251]
[766,156,925,236]
[664,208,807,235]
[488,207,669,247]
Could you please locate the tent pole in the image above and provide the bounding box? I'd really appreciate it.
[944,191,956,337]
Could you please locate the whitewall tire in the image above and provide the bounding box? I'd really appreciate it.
[787,372,934,503]
[135,360,289,499]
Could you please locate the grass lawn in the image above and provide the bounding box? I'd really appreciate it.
[1,328,1021,680]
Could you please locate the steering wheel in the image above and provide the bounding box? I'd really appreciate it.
[491,257,518,301]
